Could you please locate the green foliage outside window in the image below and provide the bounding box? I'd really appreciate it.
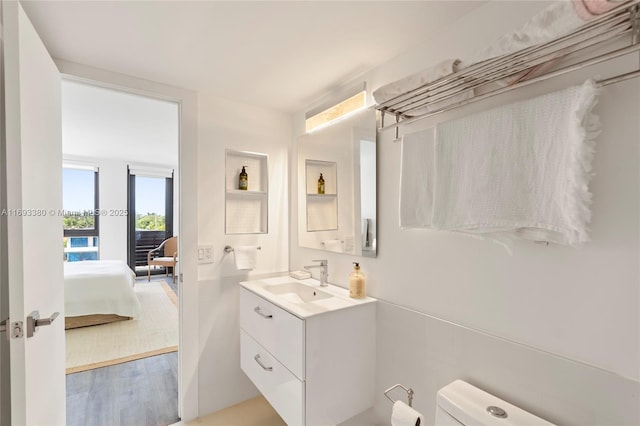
[136,213,166,231]
[63,214,95,230]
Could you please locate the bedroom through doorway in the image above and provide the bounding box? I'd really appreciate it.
[61,79,181,425]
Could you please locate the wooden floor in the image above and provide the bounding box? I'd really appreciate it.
[66,276,181,426]
[66,290,179,426]
[171,396,285,426]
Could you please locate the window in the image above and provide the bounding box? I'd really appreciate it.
[62,166,99,261]
[127,167,174,275]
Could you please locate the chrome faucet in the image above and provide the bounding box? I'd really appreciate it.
[304,259,328,287]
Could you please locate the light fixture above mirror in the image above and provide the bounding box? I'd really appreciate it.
[305,83,367,133]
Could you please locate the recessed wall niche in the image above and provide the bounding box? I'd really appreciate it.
[305,159,338,232]
[225,150,268,234]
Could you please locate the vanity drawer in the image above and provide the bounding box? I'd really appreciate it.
[240,288,305,379]
[241,330,305,426]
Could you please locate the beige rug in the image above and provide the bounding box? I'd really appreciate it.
[65,281,178,374]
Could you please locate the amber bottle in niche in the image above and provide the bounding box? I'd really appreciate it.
[239,166,248,190]
[317,173,325,194]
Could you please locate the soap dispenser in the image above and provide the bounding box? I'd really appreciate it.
[239,166,248,190]
[349,262,366,299]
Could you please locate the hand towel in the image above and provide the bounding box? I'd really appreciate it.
[432,79,600,247]
[391,401,423,426]
[233,246,259,270]
[399,128,435,228]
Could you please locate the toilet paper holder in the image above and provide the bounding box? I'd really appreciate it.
[384,383,414,407]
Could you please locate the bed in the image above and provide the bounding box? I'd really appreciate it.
[64,260,141,329]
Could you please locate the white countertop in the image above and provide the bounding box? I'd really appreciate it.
[240,275,376,319]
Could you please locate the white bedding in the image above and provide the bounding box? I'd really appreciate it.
[64,260,141,319]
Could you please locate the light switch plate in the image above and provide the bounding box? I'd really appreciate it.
[197,245,214,264]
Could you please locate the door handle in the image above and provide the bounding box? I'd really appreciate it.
[254,354,273,371]
[254,306,272,319]
[26,311,60,338]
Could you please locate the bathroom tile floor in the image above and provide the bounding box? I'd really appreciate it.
[171,396,285,426]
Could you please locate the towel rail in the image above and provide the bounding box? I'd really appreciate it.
[224,245,262,253]
[377,0,640,136]
[389,14,631,114]
[386,42,640,140]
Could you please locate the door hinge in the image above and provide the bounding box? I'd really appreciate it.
[179,273,183,283]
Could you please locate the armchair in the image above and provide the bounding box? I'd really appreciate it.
[147,236,178,283]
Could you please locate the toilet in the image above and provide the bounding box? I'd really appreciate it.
[435,380,555,426]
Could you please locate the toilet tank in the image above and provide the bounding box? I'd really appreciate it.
[435,380,555,426]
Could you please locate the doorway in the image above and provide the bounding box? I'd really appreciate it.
[61,80,181,425]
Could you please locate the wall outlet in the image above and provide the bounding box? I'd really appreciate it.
[197,245,214,264]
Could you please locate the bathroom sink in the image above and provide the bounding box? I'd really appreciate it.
[241,276,375,318]
[263,282,333,304]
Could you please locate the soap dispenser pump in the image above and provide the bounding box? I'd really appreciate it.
[349,262,366,299]
[239,166,248,190]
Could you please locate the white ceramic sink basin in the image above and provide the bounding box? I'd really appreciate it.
[241,276,375,318]
[264,282,333,304]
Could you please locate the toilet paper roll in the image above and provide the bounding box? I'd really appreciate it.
[391,401,423,426]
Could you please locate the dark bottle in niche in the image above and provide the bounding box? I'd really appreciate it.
[239,166,248,190]
[317,173,325,194]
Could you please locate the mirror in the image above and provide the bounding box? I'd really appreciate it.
[297,108,377,257]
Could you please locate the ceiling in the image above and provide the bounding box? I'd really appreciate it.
[62,80,179,165]
[22,1,486,113]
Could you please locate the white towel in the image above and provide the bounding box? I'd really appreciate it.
[464,1,627,87]
[391,401,423,426]
[373,59,462,104]
[233,246,259,270]
[432,79,600,246]
[373,59,472,115]
[469,2,586,66]
[399,128,435,228]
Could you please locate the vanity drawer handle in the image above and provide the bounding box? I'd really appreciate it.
[254,306,273,319]
[254,354,273,371]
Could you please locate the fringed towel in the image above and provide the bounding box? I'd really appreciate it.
[399,128,436,228]
[432,79,600,247]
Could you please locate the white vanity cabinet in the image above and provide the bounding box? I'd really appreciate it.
[239,279,376,426]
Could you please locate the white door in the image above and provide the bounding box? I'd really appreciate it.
[2,1,65,425]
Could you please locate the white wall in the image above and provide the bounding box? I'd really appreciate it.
[196,93,290,415]
[290,2,639,425]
